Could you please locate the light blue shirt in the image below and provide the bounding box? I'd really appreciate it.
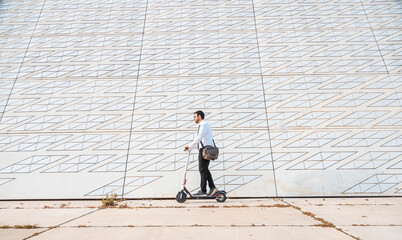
[188,120,214,152]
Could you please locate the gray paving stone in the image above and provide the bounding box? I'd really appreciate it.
[34,226,353,240]
[63,207,318,227]
[342,226,402,240]
[0,229,44,240]
[0,209,96,227]
[294,204,402,226]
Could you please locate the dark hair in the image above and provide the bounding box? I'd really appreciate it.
[194,110,205,119]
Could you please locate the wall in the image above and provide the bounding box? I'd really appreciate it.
[0,0,401,199]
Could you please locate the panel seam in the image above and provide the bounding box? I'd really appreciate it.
[121,0,150,198]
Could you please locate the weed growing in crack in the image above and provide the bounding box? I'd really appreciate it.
[199,205,219,208]
[15,225,39,229]
[100,193,118,208]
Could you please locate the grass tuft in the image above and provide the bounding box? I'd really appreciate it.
[199,205,218,208]
[100,193,118,208]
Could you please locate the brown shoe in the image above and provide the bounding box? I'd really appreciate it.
[208,187,218,196]
[194,190,207,196]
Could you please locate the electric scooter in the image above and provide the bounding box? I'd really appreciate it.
[176,151,227,203]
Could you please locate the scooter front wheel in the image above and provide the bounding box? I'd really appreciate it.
[176,191,187,203]
[215,192,227,203]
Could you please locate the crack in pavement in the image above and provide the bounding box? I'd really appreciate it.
[22,208,101,240]
[280,199,361,240]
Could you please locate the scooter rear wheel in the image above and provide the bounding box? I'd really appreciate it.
[176,191,187,203]
[215,192,227,202]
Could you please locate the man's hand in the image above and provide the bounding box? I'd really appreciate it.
[184,146,189,151]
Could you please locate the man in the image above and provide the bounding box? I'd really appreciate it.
[184,111,218,196]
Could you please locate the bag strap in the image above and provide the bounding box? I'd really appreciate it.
[199,139,216,148]
[197,125,201,149]
[197,124,217,148]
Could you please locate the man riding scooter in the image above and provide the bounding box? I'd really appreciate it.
[184,110,219,196]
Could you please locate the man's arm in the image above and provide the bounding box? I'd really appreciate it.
[184,124,206,152]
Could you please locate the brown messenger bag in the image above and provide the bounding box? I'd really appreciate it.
[200,140,219,160]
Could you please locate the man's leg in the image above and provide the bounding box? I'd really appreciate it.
[200,152,216,190]
[206,168,216,189]
[198,150,208,193]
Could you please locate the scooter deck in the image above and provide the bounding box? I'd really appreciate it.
[183,187,226,199]
[188,195,218,199]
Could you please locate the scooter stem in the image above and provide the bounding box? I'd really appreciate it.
[181,151,191,191]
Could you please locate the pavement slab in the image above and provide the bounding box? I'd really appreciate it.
[63,207,319,227]
[121,198,282,208]
[0,229,44,240]
[342,226,402,240]
[0,208,97,227]
[0,201,100,209]
[33,226,353,240]
[290,204,402,226]
[285,197,401,206]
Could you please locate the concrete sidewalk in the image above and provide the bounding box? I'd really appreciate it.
[0,198,401,240]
